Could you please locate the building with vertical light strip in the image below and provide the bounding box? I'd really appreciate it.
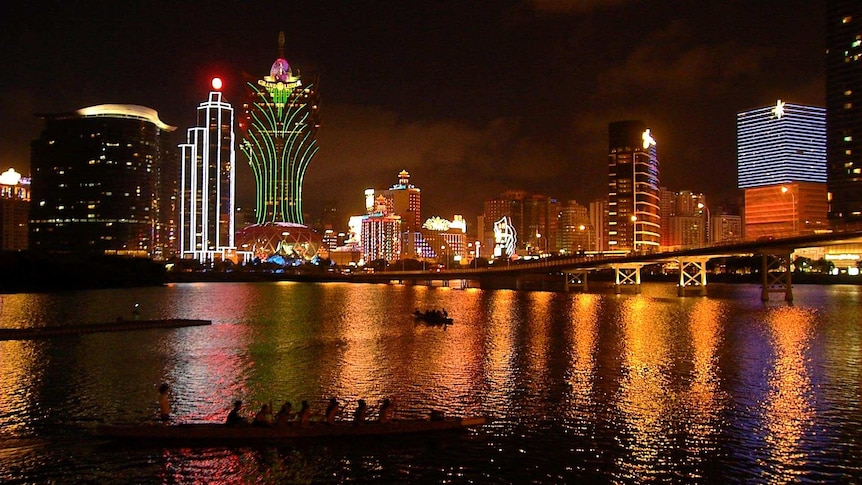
[607,120,661,253]
[826,0,862,227]
[737,101,826,188]
[239,32,319,225]
[179,78,236,262]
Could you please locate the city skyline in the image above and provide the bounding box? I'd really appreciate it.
[0,1,826,223]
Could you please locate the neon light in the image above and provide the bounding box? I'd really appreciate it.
[493,216,517,258]
[0,168,21,185]
[212,77,223,90]
[642,129,656,149]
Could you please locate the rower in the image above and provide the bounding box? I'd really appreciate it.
[325,398,342,424]
[225,400,248,426]
[353,399,368,425]
[378,398,394,423]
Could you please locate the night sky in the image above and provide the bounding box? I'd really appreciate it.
[0,1,825,225]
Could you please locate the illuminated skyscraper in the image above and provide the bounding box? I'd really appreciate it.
[179,78,236,262]
[240,32,320,225]
[737,101,826,189]
[826,0,862,226]
[607,120,660,252]
[29,105,177,258]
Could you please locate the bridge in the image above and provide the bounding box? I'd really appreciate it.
[352,230,862,301]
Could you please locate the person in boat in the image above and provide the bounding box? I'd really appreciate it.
[225,400,248,426]
[157,383,171,421]
[275,401,294,426]
[352,399,368,425]
[297,400,312,426]
[253,404,273,426]
[442,308,448,318]
[378,398,394,423]
[325,397,342,424]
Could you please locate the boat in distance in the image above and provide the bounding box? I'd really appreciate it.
[413,310,453,325]
[96,416,488,443]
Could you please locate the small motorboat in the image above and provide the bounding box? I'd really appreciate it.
[413,310,453,325]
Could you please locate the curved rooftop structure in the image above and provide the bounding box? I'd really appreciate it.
[76,104,176,132]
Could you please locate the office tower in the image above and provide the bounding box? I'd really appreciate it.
[662,190,706,248]
[385,170,421,230]
[179,78,236,262]
[0,168,30,250]
[588,198,608,252]
[608,120,661,252]
[826,1,862,226]
[240,32,320,225]
[711,214,743,244]
[29,104,177,258]
[737,101,826,189]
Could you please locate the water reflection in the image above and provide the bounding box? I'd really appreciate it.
[761,306,815,482]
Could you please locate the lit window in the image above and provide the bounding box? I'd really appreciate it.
[843,16,852,24]
[846,90,853,96]
[845,103,853,109]
[845,136,853,142]
[847,150,853,155]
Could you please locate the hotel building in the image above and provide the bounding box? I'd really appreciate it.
[826,0,862,227]
[607,120,661,253]
[29,105,178,258]
[239,32,319,226]
[737,101,827,237]
[179,78,237,262]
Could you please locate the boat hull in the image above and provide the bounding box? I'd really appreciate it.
[96,416,487,444]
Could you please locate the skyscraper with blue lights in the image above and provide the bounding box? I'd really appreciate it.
[736,101,826,189]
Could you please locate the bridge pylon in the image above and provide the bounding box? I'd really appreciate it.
[612,263,644,294]
[678,257,710,296]
[564,270,589,292]
[761,250,794,302]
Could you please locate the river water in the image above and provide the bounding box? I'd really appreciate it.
[0,281,860,483]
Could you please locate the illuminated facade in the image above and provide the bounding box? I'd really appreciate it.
[737,101,826,189]
[0,168,30,250]
[744,182,829,238]
[179,79,236,262]
[367,170,422,258]
[29,105,178,258]
[608,121,661,252]
[826,0,862,226]
[240,32,320,225]
[556,200,591,254]
[361,196,402,262]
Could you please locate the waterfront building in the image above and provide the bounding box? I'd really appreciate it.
[29,104,178,258]
[711,213,743,244]
[737,101,826,189]
[556,200,591,254]
[361,196,402,263]
[826,0,862,227]
[366,170,422,258]
[481,190,558,257]
[179,78,237,262]
[0,168,30,250]
[589,198,608,252]
[421,215,467,265]
[608,120,661,253]
[240,32,320,225]
[661,190,706,249]
[744,182,829,239]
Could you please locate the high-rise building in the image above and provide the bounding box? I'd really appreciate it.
[608,120,661,253]
[240,32,320,225]
[556,200,591,254]
[826,1,862,226]
[29,104,177,258]
[744,182,829,239]
[361,196,402,262]
[179,78,236,262]
[737,101,826,189]
[0,168,30,250]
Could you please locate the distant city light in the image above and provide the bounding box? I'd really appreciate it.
[0,168,22,185]
[642,129,656,149]
[772,99,786,119]
[212,77,223,90]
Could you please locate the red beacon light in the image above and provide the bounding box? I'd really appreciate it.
[211,77,223,91]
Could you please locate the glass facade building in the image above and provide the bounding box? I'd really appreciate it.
[826,0,862,225]
[29,105,177,258]
[179,82,236,262]
[736,102,826,189]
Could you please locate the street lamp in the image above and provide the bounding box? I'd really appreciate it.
[441,244,447,270]
[578,224,592,254]
[781,186,797,235]
[630,215,638,253]
[697,202,711,245]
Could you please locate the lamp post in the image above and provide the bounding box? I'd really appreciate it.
[578,224,592,254]
[474,241,480,269]
[441,244,447,271]
[697,202,711,245]
[781,185,797,235]
[630,215,638,253]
